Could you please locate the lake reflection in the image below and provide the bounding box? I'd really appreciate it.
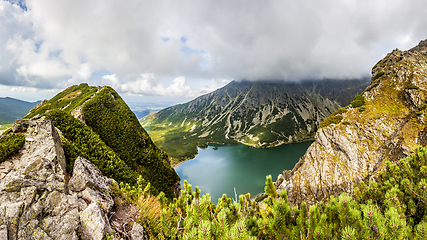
[174,141,312,202]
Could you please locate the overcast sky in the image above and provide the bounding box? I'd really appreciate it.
[0,0,426,104]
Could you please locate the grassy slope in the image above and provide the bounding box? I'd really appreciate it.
[25,83,179,198]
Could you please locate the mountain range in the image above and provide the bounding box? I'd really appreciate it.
[0,97,39,124]
[141,79,369,163]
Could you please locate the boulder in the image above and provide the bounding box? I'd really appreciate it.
[68,156,115,193]
[131,222,144,240]
[80,203,112,240]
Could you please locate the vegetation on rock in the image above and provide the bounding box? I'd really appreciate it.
[25,83,180,198]
[0,133,25,163]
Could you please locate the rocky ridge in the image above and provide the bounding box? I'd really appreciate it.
[0,117,144,239]
[276,39,427,206]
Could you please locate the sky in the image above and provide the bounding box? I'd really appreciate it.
[0,0,427,105]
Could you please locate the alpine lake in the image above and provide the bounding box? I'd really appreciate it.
[174,141,312,202]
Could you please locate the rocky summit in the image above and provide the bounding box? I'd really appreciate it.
[0,116,145,239]
[276,39,427,206]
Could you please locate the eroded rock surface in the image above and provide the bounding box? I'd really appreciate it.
[0,118,122,239]
[277,39,427,206]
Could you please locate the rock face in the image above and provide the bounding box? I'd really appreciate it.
[277,39,427,206]
[0,118,123,239]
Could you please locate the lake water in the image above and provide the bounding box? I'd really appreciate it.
[174,141,312,202]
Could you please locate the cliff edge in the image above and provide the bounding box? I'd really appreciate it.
[277,39,427,205]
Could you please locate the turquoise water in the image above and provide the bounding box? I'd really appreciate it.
[174,141,312,202]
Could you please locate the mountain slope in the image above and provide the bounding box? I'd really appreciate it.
[276,39,427,205]
[141,79,369,163]
[0,97,38,124]
[24,84,180,198]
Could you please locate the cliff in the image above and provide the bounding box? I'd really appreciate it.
[141,79,369,162]
[276,39,427,205]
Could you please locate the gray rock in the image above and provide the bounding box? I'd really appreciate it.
[12,119,30,133]
[68,156,115,192]
[80,203,112,240]
[81,187,114,213]
[131,222,144,240]
[0,225,7,240]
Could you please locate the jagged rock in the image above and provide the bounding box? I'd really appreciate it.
[0,118,122,239]
[80,203,112,240]
[0,225,7,239]
[12,119,30,133]
[277,39,427,206]
[68,156,115,193]
[131,222,144,240]
[81,187,114,213]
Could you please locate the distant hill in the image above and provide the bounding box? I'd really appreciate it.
[141,79,369,163]
[0,97,39,124]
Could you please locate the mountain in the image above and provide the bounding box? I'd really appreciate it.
[141,79,369,163]
[23,83,180,198]
[276,39,427,205]
[0,97,39,124]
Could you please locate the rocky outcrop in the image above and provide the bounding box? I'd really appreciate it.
[277,39,427,206]
[0,118,133,239]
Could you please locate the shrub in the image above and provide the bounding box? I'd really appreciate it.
[350,94,365,108]
[372,71,385,81]
[144,145,427,239]
[406,84,419,90]
[419,104,427,111]
[359,106,366,112]
[0,133,25,163]
[319,114,343,128]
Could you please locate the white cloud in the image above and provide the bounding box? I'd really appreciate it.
[1,0,427,98]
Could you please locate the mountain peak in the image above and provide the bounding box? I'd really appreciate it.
[276,39,427,205]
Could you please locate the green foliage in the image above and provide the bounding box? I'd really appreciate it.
[140,145,427,239]
[0,133,25,163]
[27,83,179,199]
[406,84,420,90]
[350,94,365,108]
[26,83,97,118]
[82,87,179,198]
[342,121,351,125]
[46,109,140,186]
[359,106,366,112]
[319,114,343,128]
[419,104,427,111]
[373,71,385,81]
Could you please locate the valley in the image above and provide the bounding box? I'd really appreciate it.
[141,79,369,165]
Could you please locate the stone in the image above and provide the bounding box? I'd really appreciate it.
[12,119,30,133]
[80,203,112,240]
[81,187,114,213]
[68,156,115,192]
[78,198,88,212]
[131,222,144,240]
[0,225,7,240]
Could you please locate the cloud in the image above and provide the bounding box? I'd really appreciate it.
[1,0,427,98]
